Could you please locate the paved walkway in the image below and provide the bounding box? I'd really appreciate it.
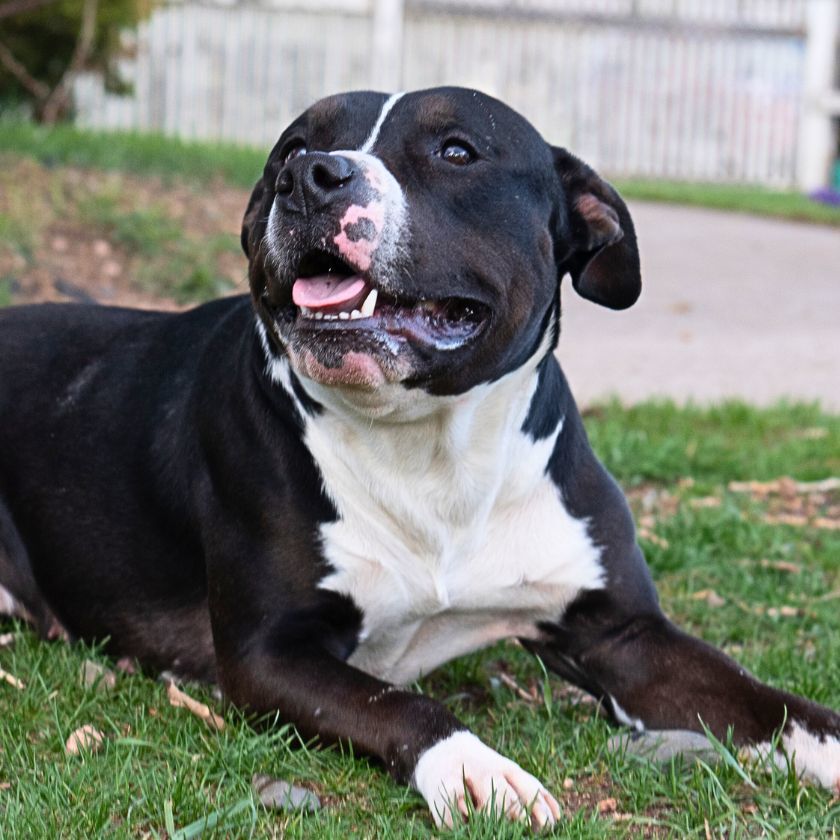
[558,202,840,410]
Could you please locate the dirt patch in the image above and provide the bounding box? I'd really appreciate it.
[0,155,252,309]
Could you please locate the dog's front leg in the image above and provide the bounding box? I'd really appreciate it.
[210,598,560,828]
[526,587,840,792]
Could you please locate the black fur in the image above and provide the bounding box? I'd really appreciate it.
[1,88,837,815]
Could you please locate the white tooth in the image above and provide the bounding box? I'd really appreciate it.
[314,311,324,320]
[339,311,349,320]
[325,314,338,320]
[361,288,378,317]
[350,309,363,320]
[300,305,311,316]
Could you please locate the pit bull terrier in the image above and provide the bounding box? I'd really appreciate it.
[0,87,837,828]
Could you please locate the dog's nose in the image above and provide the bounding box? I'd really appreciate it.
[275,152,356,214]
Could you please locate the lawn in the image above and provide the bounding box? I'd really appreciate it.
[0,128,838,838]
[1,120,839,227]
[1,401,838,838]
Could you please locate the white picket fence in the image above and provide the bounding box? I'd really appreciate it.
[72,0,838,187]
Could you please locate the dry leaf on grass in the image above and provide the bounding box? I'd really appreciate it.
[166,681,225,731]
[80,660,117,691]
[115,657,137,675]
[0,667,24,690]
[690,589,726,608]
[759,559,802,574]
[638,527,669,549]
[65,725,104,755]
[688,496,722,509]
[596,797,618,814]
[728,477,840,496]
[765,606,802,618]
[762,513,840,530]
[498,672,539,704]
[0,632,16,648]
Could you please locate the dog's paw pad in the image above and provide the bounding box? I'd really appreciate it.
[413,731,560,830]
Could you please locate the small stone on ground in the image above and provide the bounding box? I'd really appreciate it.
[252,774,321,812]
[81,660,117,690]
[608,729,721,766]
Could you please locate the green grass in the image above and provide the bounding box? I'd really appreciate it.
[0,156,244,306]
[76,189,240,303]
[0,277,14,306]
[613,178,840,226]
[1,119,839,225]
[1,401,838,838]
[585,400,840,486]
[0,120,264,190]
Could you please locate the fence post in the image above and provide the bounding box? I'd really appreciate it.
[796,0,839,191]
[371,0,404,91]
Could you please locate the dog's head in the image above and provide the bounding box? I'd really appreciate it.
[243,88,640,404]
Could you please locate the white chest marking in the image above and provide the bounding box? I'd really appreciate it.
[286,341,604,685]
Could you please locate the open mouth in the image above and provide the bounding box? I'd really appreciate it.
[286,249,489,349]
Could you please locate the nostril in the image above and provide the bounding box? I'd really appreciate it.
[276,168,294,195]
[311,160,351,191]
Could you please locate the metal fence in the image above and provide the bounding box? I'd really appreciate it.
[72,0,836,187]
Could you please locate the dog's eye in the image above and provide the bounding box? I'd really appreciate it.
[440,140,475,166]
[282,143,307,165]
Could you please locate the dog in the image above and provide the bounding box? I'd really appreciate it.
[0,87,838,828]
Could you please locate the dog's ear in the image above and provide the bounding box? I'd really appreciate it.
[553,147,641,310]
[241,177,267,259]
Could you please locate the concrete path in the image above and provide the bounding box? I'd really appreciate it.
[558,202,840,410]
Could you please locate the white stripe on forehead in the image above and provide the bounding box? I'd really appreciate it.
[359,92,405,153]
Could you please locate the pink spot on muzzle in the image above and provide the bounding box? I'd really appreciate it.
[334,201,385,273]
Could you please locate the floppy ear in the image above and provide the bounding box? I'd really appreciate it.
[553,147,641,310]
[241,177,267,259]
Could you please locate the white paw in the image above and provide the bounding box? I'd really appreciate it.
[413,731,561,830]
[783,721,840,791]
[747,720,840,792]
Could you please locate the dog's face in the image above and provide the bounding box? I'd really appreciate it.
[243,88,640,400]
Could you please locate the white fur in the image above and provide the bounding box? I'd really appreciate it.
[360,92,406,153]
[610,695,645,732]
[293,332,604,684]
[748,720,840,791]
[0,584,19,616]
[255,319,290,389]
[413,730,560,829]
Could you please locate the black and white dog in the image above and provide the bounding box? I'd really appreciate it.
[0,88,837,827]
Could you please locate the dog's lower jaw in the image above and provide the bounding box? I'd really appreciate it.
[412,730,560,830]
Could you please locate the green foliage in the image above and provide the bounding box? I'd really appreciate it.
[2,120,839,227]
[614,178,840,226]
[77,189,239,304]
[78,191,181,254]
[0,210,35,261]
[0,120,264,188]
[0,0,153,113]
[586,400,840,486]
[0,275,13,306]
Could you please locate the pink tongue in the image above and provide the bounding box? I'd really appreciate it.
[292,275,367,309]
